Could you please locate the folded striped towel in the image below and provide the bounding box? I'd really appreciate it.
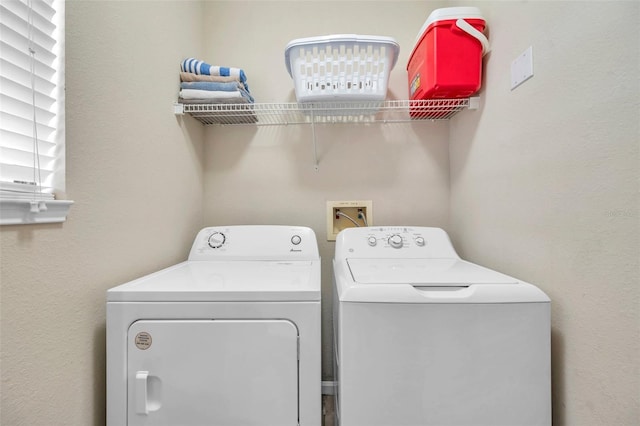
[180,72,241,84]
[181,58,247,85]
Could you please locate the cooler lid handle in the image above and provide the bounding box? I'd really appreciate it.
[456,18,491,56]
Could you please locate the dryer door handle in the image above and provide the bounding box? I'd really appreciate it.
[135,371,150,415]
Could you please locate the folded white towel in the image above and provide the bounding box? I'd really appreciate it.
[178,89,243,100]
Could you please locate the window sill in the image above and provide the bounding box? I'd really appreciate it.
[0,199,74,226]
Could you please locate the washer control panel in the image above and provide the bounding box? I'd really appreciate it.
[335,226,459,259]
[363,228,430,250]
[189,225,319,261]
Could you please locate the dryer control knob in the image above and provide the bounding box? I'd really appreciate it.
[208,231,226,249]
[291,235,302,245]
[367,236,377,246]
[415,237,425,246]
[388,234,403,249]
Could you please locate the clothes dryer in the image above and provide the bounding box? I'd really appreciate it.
[333,226,550,426]
[107,225,321,426]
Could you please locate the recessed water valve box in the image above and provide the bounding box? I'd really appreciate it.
[326,200,373,241]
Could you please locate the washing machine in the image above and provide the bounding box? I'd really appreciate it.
[107,225,321,426]
[333,226,551,426]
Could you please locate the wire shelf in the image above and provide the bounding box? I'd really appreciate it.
[176,98,474,126]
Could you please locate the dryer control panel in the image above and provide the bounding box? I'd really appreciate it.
[189,225,320,261]
[335,226,459,259]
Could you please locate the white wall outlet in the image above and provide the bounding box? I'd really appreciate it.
[326,200,373,241]
[511,46,534,90]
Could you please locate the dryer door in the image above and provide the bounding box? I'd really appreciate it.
[127,319,299,426]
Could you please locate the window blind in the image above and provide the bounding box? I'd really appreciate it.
[0,0,64,200]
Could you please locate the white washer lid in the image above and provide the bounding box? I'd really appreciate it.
[337,258,549,304]
[107,260,320,302]
[347,258,517,286]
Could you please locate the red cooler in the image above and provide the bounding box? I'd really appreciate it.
[407,7,490,101]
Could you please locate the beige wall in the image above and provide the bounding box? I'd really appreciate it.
[0,1,205,425]
[449,1,640,425]
[1,1,638,426]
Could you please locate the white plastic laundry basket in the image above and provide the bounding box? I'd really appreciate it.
[285,34,400,103]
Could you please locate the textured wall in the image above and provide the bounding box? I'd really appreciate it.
[2,1,638,426]
[0,1,205,425]
[449,2,640,425]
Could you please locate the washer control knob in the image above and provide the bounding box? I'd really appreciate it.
[415,236,425,246]
[207,231,226,249]
[367,236,377,247]
[388,234,403,249]
[291,235,302,245]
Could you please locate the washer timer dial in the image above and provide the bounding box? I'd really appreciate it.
[207,231,226,249]
[388,234,403,249]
